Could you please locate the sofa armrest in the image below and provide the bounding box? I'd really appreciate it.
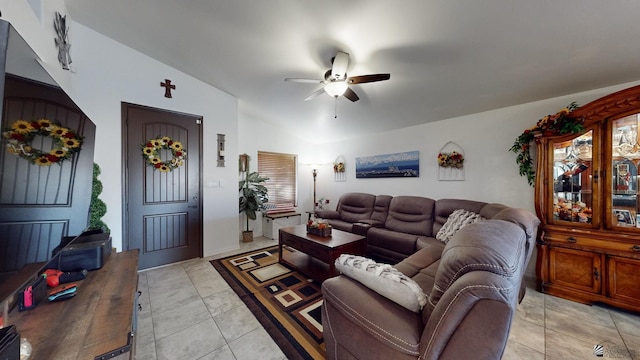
[322,276,422,359]
[419,271,515,360]
[315,209,340,219]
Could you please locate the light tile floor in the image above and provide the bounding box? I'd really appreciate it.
[135,237,640,360]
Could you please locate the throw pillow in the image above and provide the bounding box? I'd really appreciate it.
[436,209,484,244]
[335,254,427,312]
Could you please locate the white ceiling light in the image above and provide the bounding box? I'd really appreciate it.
[324,81,348,98]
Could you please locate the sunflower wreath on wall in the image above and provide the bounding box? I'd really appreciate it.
[141,136,187,172]
[2,119,83,166]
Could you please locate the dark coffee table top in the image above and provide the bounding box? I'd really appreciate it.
[280,225,365,249]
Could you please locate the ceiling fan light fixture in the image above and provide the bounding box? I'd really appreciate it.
[324,81,348,98]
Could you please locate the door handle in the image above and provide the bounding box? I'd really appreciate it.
[188,205,198,209]
[593,267,600,281]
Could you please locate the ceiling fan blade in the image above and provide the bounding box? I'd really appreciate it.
[330,51,349,81]
[348,73,391,84]
[343,87,359,102]
[284,78,324,84]
[304,87,326,101]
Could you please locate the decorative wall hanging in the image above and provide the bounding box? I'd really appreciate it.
[333,155,346,182]
[355,151,419,178]
[54,12,72,70]
[239,153,249,172]
[217,134,225,167]
[160,79,176,98]
[2,119,83,166]
[438,141,465,181]
[141,136,186,172]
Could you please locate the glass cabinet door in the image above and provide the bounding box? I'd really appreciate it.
[612,114,640,228]
[551,131,594,224]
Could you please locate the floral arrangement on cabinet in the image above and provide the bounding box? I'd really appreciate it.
[510,102,584,186]
[437,151,464,168]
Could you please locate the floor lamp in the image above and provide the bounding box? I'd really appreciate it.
[312,168,318,211]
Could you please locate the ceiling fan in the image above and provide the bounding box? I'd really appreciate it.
[284,51,390,102]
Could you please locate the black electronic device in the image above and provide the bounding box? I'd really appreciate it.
[52,232,112,272]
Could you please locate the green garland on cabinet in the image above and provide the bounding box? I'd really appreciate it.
[510,102,584,186]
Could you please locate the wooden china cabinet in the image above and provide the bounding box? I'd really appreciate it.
[535,85,640,313]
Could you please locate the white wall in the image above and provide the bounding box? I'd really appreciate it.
[304,81,640,214]
[69,23,240,257]
[238,112,314,235]
[242,80,640,277]
[2,1,241,257]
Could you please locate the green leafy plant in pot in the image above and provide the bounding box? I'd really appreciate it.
[239,171,269,242]
[88,162,110,232]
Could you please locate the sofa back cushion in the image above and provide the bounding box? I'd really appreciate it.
[371,195,393,223]
[492,208,541,300]
[432,199,488,235]
[384,196,435,236]
[478,203,509,219]
[337,192,376,223]
[423,219,526,319]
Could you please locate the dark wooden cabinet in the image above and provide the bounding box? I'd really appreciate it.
[607,256,640,304]
[8,250,139,359]
[548,247,601,294]
[535,85,640,313]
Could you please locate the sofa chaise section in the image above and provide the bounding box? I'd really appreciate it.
[321,208,541,360]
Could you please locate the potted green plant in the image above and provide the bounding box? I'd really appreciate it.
[239,170,269,242]
[88,162,110,232]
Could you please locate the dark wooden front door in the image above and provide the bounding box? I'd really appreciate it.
[123,103,202,269]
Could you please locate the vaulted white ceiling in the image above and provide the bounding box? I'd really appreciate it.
[65,0,640,143]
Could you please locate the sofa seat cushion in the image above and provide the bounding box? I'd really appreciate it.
[435,209,484,244]
[416,236,445,252]
[335,254,427,312]
[322,276,423,357]
[425,220,526,318]
[367,227,419,257]
[394,244,443,297]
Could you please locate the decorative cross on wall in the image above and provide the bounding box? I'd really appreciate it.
[160,79,175,98]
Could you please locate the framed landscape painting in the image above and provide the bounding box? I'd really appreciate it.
[355,151,419,178]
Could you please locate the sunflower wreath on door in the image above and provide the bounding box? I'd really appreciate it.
[141,136,187,172]
[2,118,83,166]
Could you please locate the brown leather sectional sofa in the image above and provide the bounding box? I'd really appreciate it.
[317,192,540,359]
[315,192,518,264]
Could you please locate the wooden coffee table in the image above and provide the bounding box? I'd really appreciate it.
[278,225,366,282]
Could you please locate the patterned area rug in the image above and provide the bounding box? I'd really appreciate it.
[211,246,325,360]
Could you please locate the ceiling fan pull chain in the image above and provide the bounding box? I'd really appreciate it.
[334,97,338,118]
